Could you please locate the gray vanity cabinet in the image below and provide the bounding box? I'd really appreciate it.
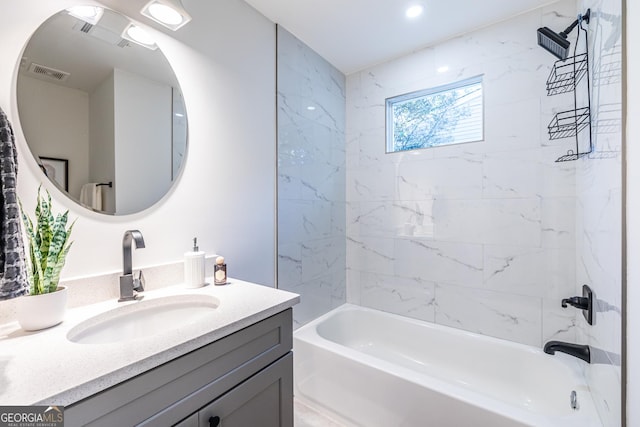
[65,309,293,427]
[174,353,292,427]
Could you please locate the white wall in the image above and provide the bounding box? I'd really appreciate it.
[89,72,116,213]
[346,0,579,347]
[16,74,89,198]
[626,0,638,425]
[1,0,276,286]
[113,68,172,215]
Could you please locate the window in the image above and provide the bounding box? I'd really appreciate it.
[386,76,484,152]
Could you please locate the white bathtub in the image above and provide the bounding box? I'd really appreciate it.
[294,304,602,427]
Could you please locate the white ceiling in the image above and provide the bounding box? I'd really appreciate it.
[243,0,560,74]
[25,0,562,88]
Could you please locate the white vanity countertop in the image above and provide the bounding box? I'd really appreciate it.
[0,279,299,406]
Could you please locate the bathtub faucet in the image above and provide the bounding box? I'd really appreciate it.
[543,341,591,363]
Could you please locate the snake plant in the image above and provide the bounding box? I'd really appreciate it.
[19,187,75,295]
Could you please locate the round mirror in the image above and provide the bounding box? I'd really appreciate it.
[17,7,187,215]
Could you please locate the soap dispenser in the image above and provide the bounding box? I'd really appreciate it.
[184,238,206,288]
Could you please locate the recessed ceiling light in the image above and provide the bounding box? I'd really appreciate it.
[148,3,182,25]
[406,5,424,19]
[67,6,104,26]
[437,66,449,73]
[121,24,158,50]
[307,106,316,111]
[140,0,192,31]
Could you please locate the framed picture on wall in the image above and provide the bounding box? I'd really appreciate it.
[39,157,69,192]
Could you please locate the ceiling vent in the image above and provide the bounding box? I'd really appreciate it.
[28,62,70,82]
[72,20,94,33]
[79,22,94,33]
[72,20,128,48]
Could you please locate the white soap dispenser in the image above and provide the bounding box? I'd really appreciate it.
[184,237,205,288]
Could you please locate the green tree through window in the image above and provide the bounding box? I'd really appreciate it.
[387,77,483,152]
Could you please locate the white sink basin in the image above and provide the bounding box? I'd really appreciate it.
[67,294,220,344]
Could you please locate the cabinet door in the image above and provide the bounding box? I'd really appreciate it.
[198,353,293,427]
[174,413,198,427]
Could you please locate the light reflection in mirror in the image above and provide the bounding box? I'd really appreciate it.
[17,7,187,215]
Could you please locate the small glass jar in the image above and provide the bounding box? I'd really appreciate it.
[214,256,227,285]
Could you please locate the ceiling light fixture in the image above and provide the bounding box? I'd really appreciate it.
[140,0,192,31]
[405,5,424,19]
[67,5,104,26]
[437,66,449,73]
[121,23,158,50]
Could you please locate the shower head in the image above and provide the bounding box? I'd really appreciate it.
[537,9,591,61]
[537,27,571,60]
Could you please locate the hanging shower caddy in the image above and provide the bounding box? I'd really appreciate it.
[543,10,593,162]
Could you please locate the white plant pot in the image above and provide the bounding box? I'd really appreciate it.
[17,286,68,331]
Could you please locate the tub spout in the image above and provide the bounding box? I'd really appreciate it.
[543,341,590,363]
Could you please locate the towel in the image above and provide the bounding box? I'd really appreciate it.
[80,183,103,210]
[0,106,29,300]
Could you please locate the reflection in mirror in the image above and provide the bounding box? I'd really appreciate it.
[17,7,187,215]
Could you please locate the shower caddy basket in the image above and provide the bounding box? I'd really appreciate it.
[545,15,593,162]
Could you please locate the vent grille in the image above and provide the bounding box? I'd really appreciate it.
[72,20,128,48]
[28,62,70,82]
[80,22,94,33]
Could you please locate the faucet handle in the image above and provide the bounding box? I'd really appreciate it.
[133,270,145,292]
[561,285,594,325]
[561,296,588,309]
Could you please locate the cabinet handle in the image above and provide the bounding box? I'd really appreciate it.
[209,416,221,427]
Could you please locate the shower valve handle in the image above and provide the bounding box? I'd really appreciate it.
[561,296,589,310]
[560,285,594,326]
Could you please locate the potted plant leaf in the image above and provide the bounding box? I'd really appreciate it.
[17,187,75,331]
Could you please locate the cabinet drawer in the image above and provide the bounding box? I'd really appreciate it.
[197,353,293,427]
[66,309,292,427]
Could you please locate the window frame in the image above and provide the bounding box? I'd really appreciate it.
[385,75,485,153]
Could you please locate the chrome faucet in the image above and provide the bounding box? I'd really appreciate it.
[118,230,146,302]
[543,341,591,363]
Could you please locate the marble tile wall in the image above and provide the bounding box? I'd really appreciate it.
[345,0,582,348]
[276,2,620,423]
[276,27,347,327]
[575,0,622,425]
